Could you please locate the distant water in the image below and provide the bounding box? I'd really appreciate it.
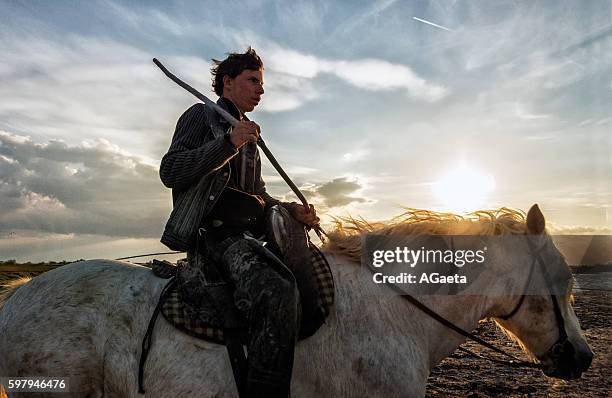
[573,272,612,291]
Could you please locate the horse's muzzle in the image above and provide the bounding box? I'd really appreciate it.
[542,340,593,380]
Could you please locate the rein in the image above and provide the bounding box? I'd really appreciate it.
[115,251,182,261]
[397,287,540,369]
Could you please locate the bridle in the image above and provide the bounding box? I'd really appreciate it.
[497,236,571,362]
[374,234,571,369]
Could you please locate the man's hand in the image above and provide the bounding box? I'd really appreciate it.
[229,121,260,148]
[289,203,320,228]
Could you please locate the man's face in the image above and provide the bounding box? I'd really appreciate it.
[223,69,264,113]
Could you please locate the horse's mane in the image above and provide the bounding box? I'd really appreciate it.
[323,207,528,263]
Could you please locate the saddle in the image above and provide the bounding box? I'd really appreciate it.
[153,243,334,344]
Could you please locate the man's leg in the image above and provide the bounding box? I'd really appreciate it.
[212,236,300,398]
[177,232,230,326]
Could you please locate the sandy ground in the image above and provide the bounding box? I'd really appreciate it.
[426,291,611,397]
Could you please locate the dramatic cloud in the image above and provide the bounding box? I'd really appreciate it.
[0,131,169,238]
[225,31,449,110]
[0,34,216,159]
[262,44,449,105]
[315,177,367,208]
[262,176,371,212]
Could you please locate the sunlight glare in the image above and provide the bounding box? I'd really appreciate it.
[431,164,495,213]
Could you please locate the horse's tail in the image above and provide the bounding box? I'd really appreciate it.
[0,277,31,311]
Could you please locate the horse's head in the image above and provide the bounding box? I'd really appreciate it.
[492,204,593,380]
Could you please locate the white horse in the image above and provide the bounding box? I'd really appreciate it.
[0,205,593,397]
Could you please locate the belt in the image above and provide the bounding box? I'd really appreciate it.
[204,217,265,242]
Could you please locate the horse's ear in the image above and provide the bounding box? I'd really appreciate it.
[526,204,545,234]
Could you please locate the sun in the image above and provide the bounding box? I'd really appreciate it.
[431,164,495,213]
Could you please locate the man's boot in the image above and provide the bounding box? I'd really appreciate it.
[266,205,324,337]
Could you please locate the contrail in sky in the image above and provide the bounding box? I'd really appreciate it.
[412,17,452,32]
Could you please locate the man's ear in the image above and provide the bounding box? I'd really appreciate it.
[526,204,546,234]
[223,75,233,92]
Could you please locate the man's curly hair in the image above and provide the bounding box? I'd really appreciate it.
[211,47,264,96]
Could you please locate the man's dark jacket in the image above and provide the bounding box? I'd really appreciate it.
[159,99,285,252]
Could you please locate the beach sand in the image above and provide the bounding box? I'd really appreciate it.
[427,291,611,397]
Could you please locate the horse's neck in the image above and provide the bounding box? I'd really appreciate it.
[416,295,490,367]
[326,254,491,371]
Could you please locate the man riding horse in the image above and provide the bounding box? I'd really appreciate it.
[159,47,320,397]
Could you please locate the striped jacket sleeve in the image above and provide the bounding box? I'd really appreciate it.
[160,104,238,190]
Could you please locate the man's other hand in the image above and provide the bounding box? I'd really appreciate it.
[230,121,260,148]
[289,203,320,228]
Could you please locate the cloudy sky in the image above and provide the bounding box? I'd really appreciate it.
[1,0,610,262]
